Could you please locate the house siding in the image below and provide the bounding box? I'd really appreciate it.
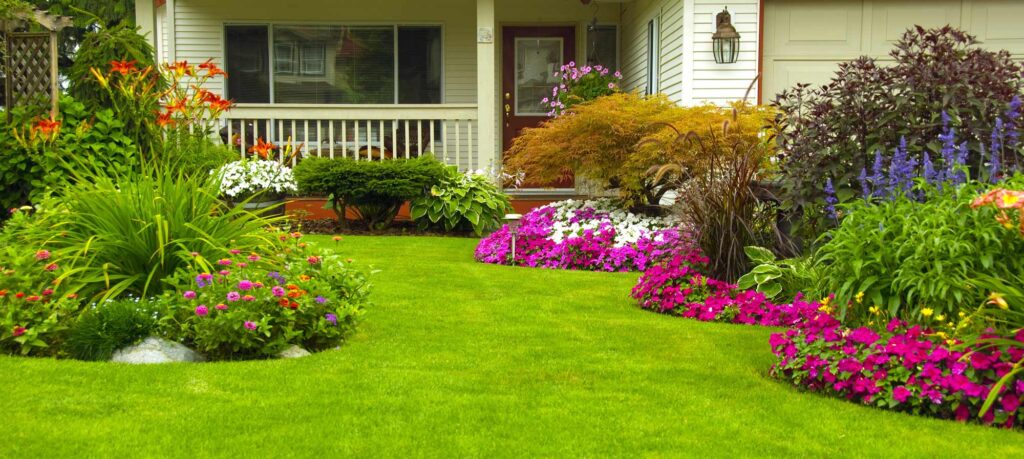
[620,0,685,102]
[691,0,759,105]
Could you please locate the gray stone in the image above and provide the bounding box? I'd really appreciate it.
[111,337,205,364]
[278,345,312,359]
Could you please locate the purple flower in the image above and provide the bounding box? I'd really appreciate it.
[325,313,338,326]
[238,280,254,291]
[195,305,209,316]
[315,296,327,304]
[244,320,257,331]
[195,273,214,288]
[272,286,286,297]
[226,291,241,302]
[858,168,870,200]
[823,178,838,220]
[183,290,197,300]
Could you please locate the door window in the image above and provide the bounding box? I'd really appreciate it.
[514,37,564,116]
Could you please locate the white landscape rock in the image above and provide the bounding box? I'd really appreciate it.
[111,337,205,364]
[278,345,312,359]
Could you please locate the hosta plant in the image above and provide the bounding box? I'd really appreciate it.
[410,167,512,236]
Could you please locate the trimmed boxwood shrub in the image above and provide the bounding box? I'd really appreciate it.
[293,156,446,230]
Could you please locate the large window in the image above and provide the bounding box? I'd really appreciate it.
[225,24,442,104]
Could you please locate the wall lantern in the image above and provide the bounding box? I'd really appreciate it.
[712,7,741,64]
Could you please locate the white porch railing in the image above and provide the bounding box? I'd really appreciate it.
[221,104,480,170]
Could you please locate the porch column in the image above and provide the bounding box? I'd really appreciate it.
[476,0,499,171]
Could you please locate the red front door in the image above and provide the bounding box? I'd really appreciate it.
[502,26,576,188]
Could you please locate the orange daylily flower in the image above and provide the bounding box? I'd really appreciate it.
[109,59,138,75]
[32,117,62,136]
[199,59,228,78]
[156,111,176,127]
[165,61,195,78]
[248,137,278,159]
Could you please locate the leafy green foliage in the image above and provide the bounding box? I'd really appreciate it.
[67,22,158,111]
[0,241,83,356]
[65,298,156,361]
[294,156,446,230]
[0,95,138,211]
[736,246,818,301]
[410,168,512,236]
[815,178,1024,325]
[1,167,284,300]
[774,26,1024,212]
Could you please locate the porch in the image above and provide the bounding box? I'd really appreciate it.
[136,0,624,179]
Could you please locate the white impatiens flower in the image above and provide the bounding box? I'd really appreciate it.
[542,199,679,248]
[215,160,298,199]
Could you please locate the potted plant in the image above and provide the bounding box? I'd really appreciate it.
[215,138,298,215]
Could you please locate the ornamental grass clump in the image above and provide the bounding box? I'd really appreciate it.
[474,199,689,272]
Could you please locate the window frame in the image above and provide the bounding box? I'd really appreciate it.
[273,42,296,75]
[646,17,660,95]
[222,21,446,105]
[299,43,327,76]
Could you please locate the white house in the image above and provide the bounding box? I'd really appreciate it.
[135,0,1024,193]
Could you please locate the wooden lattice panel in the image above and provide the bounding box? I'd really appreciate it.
[5,32,52,109]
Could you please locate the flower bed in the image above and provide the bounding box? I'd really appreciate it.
[631,253,821,327]
[769,317,1023,428]
[474,199,689,272]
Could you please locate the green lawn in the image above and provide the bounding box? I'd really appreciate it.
[1,236,1020,457]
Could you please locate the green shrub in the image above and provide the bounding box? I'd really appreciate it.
[774,26,1024,214]
[294,156,446,230]
[815,177,1024,325]
[1,167,284,300]
[168,140,240,178]
[0,95,139,211]
[410,168,512,236]
[157,240,369,360]
[65,299,157,361]
[68,22,158,112]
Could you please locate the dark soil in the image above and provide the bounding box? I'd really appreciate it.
[295,218,478,238]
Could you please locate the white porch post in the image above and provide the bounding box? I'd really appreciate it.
[476,0,499,171]
[135,0,156,52]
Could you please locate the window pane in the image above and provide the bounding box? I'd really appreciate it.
[398,26,442,104]
[226,25,270,103]
[273,26,395,104]
[515,37,563,115]
[587,25,618,70]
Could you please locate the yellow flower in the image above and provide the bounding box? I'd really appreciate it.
[869,305,881,315]
[818,305,833,314]
[921,308,934,318]
[936,331,949,340]
[946,339,957,346]
[987,292,1009,310]
[935,314,945,322]
[1001,193,1020,208]
[855,292,865,304]
[958,311,966,318]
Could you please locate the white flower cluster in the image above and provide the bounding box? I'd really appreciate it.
[216,160,298,198]
[544,199,680,247]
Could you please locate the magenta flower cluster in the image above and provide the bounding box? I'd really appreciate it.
[631,254,821,327]
[543,61,623,117]
[770,317,1024,428]
[474,203,692,272]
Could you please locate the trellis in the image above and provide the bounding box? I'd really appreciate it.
[1,10,71,118]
